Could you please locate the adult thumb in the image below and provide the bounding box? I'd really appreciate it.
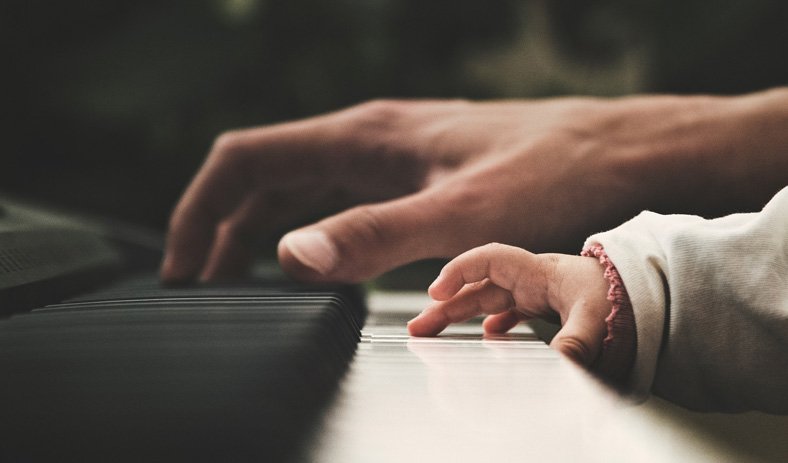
[277,192,450,282]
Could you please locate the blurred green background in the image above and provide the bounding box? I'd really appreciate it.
[2,0,787,232]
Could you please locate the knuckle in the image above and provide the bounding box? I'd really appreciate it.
[211,130,248,159]
[481,242,508,253]
[343,204,388,246]
[350,100,413,144]
[332,99,413,167]
[207,130,255,180]
[355,99,408,124]
[211,130,241,153]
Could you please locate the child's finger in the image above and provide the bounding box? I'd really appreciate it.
[428,243,543,303]
[406,302,450,337]
[549,300,608,366]
[482,310,524,334]
[408,280,515,336]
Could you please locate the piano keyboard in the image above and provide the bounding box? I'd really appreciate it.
[0,276,364,462]
[308,291,625,462]
[0,281,774,462]
[307,292,759,463]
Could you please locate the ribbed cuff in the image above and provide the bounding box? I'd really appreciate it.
[581,244,637,388]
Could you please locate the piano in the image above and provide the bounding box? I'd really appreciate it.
[1,196,786,462]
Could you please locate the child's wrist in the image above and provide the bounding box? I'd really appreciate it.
[581,244,637,387]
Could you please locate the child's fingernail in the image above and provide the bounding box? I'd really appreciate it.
[428,274,444,292]
[408,306,430,325]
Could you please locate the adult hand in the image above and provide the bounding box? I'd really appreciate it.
[160,89,788,283]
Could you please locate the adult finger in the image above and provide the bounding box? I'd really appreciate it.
[160,135,252,283]
[160,113,368,283]
[198,190,326,281]
[162,101,431,283]
[407,280,515,336]
[277,186,466,282]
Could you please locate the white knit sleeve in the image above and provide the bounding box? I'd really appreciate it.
[585,187,788,413]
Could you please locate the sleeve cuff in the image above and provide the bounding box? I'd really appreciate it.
[581,244,637,389]
[583,214,670,401]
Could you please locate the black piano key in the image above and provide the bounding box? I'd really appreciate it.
[0,277,366,462]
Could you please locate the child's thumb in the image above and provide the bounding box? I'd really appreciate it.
[549,302,607,367]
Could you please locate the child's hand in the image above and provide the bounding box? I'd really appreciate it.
[407,243,612,367]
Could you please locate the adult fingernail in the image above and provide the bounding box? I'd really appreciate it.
[281,230,339,275]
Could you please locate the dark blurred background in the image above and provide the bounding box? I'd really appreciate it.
[3,0,787,231]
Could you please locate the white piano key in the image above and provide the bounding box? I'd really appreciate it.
[309,291,761,463]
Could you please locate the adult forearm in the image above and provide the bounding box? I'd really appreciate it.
[607,87,788,217]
